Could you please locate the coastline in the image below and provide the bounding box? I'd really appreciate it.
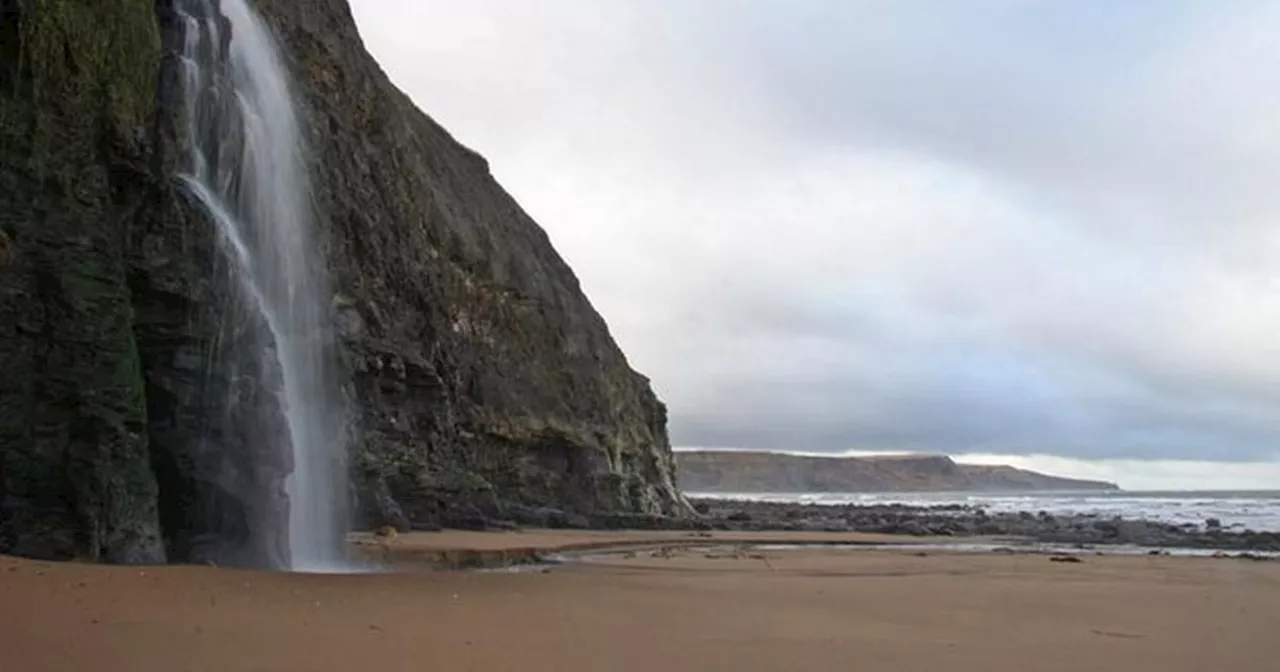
[684,496,1280,552]
[482,493,1280,553]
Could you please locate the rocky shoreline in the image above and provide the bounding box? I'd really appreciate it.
[684,498,1280,552]
[442,497,1280,553]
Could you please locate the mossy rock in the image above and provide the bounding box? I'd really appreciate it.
[0,0,164,563]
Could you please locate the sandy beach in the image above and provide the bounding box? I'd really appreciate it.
[3,532,1278,672]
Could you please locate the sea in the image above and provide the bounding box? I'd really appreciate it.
[688,490,1280,533]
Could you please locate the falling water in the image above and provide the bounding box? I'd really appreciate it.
[174,0,349,571]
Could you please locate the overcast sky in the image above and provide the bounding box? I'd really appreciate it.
[348,1,1280,482]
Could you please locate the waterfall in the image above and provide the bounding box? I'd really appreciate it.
[174,0,349,572]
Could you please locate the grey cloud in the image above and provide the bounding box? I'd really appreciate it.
[350,1,1280,463]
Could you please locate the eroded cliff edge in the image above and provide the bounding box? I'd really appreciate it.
[1,0,684,564]
[677,451,1120,493]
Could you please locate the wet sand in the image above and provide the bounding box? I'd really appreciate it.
[354,528,926,552]
[348,529,936,569]
[3,533,1278,671]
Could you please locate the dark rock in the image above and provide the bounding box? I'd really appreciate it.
[1,0,688,564]
[900,520,930,536]
[976,523,1005,536]
[506,506,564,528]
[440,514,489,532]
[686,497,1278,553]
[0,0,166,565]
[590,512,674,530]
[362,479,411,533]
[1091,520,1121,539]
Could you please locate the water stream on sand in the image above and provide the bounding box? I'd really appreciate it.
[175,0,349,572]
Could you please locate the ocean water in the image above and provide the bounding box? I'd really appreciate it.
[688,490,1280,533]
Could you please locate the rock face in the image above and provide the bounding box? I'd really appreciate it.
[0,0,166,563]
[676,451,1119,493]
[1,0,684,564]
[249,0,685,529]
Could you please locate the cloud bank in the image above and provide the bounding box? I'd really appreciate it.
[350,1,1280,467]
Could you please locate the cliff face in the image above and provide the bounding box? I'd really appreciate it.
[248,0,684,528]
[676,451,1120,493]
[0,0,683,564]
[0,0,166,563]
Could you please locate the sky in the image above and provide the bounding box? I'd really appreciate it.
[347,1,1280,488]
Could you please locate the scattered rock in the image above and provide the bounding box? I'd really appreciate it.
[686,498,1279,553]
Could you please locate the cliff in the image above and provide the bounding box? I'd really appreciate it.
[0,0,683,565]
[1,0,166,562]
[254,0,685,530]
[676,451,1120,493]
[956,464,1118,492]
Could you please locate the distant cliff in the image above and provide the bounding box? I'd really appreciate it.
[676,452,1119,493]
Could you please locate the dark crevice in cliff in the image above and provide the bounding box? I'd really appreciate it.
[1,1,22,94]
